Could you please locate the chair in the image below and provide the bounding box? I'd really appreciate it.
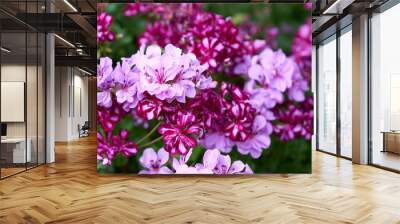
[78,121,90,138]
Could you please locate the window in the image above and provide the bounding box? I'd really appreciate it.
[317,36,337,154]
[370,3,400,171]
[339,28,352,158]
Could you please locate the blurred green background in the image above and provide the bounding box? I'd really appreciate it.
[98,3,311,174]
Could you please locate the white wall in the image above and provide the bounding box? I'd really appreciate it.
[55,67,89,141]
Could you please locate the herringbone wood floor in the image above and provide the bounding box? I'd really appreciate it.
[1,136,400,224]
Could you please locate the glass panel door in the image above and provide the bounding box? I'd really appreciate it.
[339,28,352,158]
[371,4,400,171]
[317,36,337,154]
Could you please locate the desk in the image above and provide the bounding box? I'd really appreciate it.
[1,138,31,163]
[382,131,400,154]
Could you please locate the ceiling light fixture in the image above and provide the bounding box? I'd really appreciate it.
[322,0,341,14]
[78,67,93,76]
[63,0,78,12]
[54,34,75,48]
[1,47,11,53]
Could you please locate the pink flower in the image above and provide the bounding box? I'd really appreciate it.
[236,115,273,159]
[97,12,115,42]
[139,148,172,174]
[133,44,213,103]
[172,149,209,174]
[158,112,202,155]
[248,48,295,92]
[196,149,253,174]
[292,18,312,80]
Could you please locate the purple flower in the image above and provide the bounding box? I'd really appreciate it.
[97,57,114,90]
[287,64,309,102]
[139,148,172,174]
[248,48,295,92]
[113,60,142,111]
[97,12,115,42]
[97,57,114,108]
[196,149,253,174]
[97,91,112,108]
[158,112,202,155]
[236,115,273,159]
[134,44,213,103]
[172,149,209,174]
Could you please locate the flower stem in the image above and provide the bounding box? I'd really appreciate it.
[136,122,161,145]
[139,136,163,148]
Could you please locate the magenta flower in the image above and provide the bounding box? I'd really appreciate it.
[139,148,172,174]
[97,100,127,133]
[274,96,314,141]
[97,130,137,166]
[292,18,312,79]
[136,96,163,121]
[158,112,202,155]
[97,12,115,42]
[224,101,255,141]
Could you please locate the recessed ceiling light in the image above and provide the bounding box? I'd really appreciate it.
[63,0,78,12]
[1,47,11,53]
[54,34,75,48]
[78,67,93,76]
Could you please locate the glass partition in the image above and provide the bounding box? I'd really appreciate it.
[0,0,46,179]
[339,27,352,158]
[371,3,400,171]
[317,36,337,154]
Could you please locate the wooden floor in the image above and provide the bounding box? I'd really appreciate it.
[1,136,400,224]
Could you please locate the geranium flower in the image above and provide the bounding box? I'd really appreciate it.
[248,48,295,92]
[136,96,163,121]
[97,12,115,42]
[158,112,202,155]
[97,57,114,108]
[113,60,142,111]
[139,148,172,174]
[196,149,253,174]
[97,130,137,166]
[133,44,213,103]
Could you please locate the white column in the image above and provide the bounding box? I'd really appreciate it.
[46,32,55,163]
[352,14,369,164]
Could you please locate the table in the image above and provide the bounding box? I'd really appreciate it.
[381,131,400,154]
[1,138,31,163]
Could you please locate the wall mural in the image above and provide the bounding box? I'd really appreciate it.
[97,3,312,174]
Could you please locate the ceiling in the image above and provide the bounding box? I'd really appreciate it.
[0,0,96,74]
[312,0,389,43]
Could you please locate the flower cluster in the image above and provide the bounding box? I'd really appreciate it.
[135,4,263,73]
[274,96,314,141]
[97,12,115,42]
[97,3,312,174]
[139,147,253,174]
